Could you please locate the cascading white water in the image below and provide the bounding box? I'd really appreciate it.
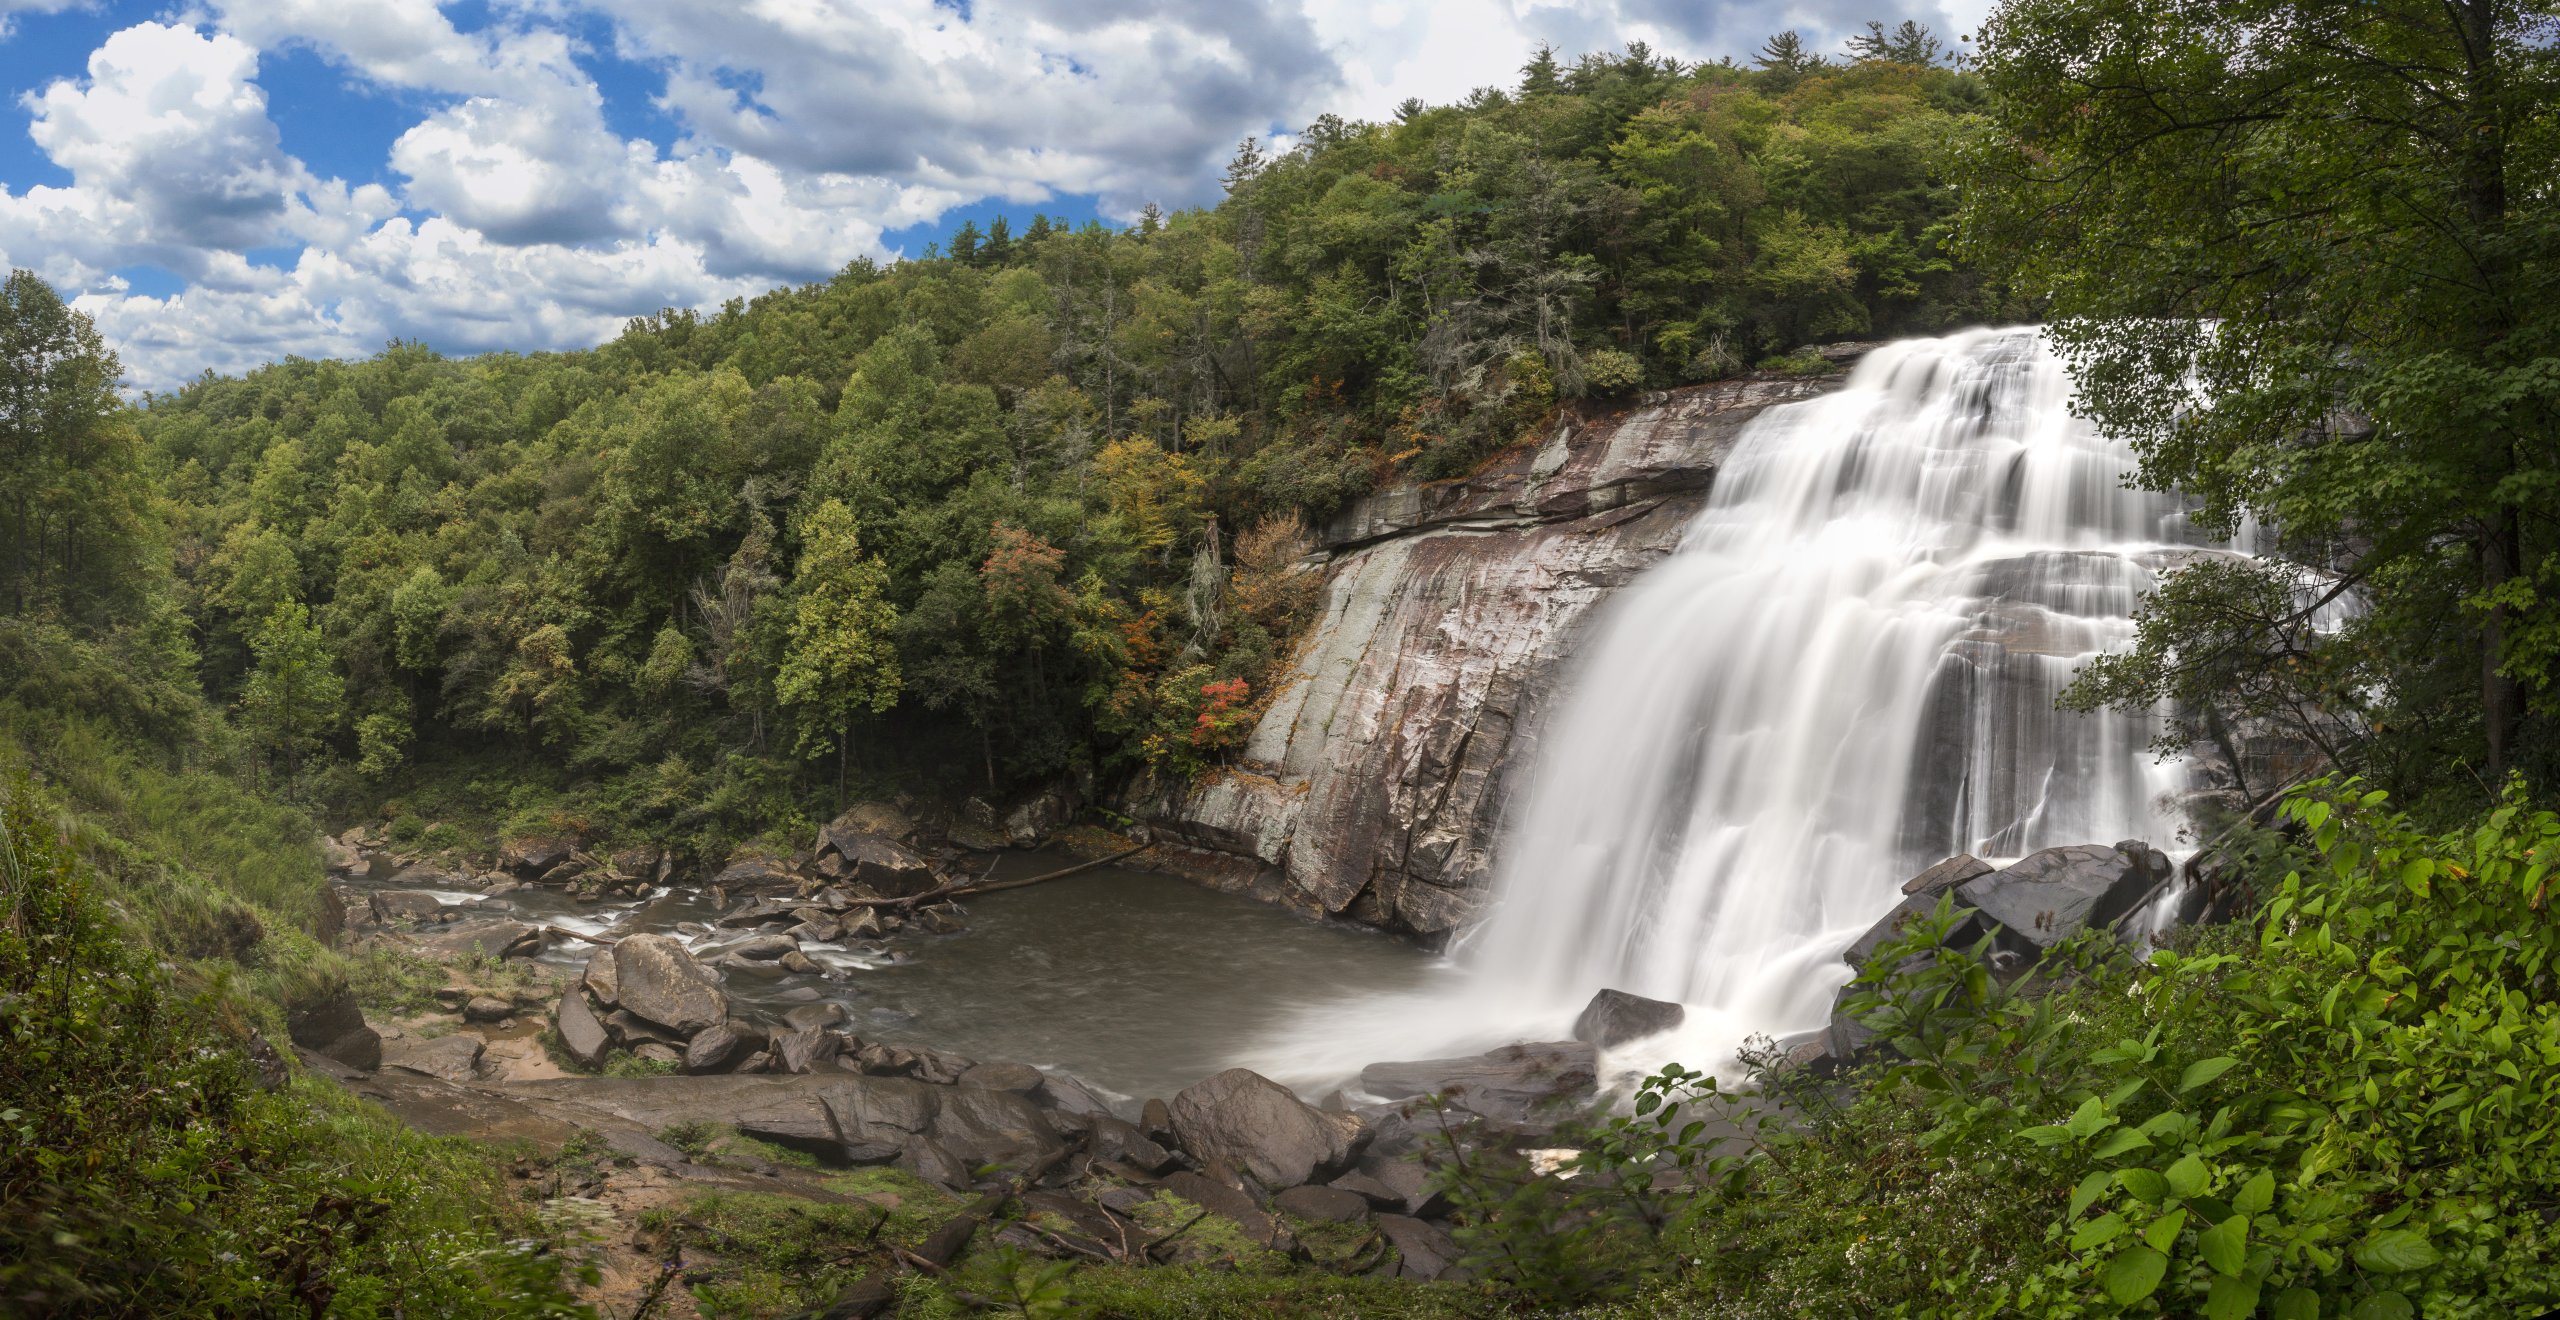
[1247,326,2240,1085]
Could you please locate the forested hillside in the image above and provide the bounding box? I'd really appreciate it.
[87,46,2004,852]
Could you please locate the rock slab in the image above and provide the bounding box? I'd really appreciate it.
[1167,1068,1364,1193]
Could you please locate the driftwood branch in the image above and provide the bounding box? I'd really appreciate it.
[841,844,1154,913]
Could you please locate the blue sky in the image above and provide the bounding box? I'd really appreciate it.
[0,0,1975,389]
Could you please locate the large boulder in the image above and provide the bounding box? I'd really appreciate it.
[683,1023,748,1074]
[931,1085,1068,1173]
[1955,842,2172,957]
[611,934,728,1035]
[288,984,381,1072]
[1168,1068,1363,1192]
[710,855,802,899]
[502,837,576,876]
[1377,1213,1467,1281]
[369,889,449,924]
[1840,891,1995,972]
[553,989,611,1069]
[820,1075,943,1162]
[818,801,919,852]
[1570,988,1684,1048]
[831,835,939,898]
[1358,1042,1599,1128]
[1902,852,1994,896]
[383,1031,485,1082]
[581,947,619,1006]
[321,833,363,875]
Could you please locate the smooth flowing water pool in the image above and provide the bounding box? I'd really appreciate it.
[379,851,1445,1102]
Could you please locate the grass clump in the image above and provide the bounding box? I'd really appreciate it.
[0,774,590,1318]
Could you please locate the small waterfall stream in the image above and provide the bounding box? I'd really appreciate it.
[1251,326,2241,1083]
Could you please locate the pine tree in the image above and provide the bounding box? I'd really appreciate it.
[1756,30,1828,88]
[1846,20,1945,66]
[948,220,983,265]
[982,215,1014,265]
[1520,43,1562,96]
[1024,213,1054,244]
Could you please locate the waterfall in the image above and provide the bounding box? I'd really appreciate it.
[1249,326,2238,1085]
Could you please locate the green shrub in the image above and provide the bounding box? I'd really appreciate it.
[1589,778,2560,1318]
[0,776,590,1318]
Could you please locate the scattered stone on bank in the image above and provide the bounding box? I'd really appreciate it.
[554,988,611,1069]
[1167,1068,1364,1193]
[581,948,618,1006]
[384,1031,485,1082]
[1358,1041,1599,1128]
[461,995,515,1023]
[781,1002,847,1032]
[610,934,727,1035]
[1273,1183,1371,1224]
[633,1043,682,1065]
[288,984,382,1072]
[1376,1213,1468,1281]
[1163,1170,1293,1251]
[773,1026,841,1075]
[1570,987,1685,1047]
[681,1022,753,1074]
[369,889,449,923]
[959,1061,1044,1094]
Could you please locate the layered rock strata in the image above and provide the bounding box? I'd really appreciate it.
[1134,370,1853,936]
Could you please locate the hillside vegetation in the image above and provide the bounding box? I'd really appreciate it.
[98,47,2002,854]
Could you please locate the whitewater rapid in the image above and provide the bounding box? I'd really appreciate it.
[1245,327,2240,1087]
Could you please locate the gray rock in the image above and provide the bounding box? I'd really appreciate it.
[611,934,727,1035]
[832,834,939,898]
[722,933,798,961]
[1168,1068,1364,1192]
[553,989,611,1069]
[819,1075,941,1162]
[384,1032,484,1082]
[778,951,821,975]
[1358,1041,1599,1128]
[605,1008,686,1047]
[911,1047,975,1085]
[782,1002,848,1032]
[1130,374,1843,936]
[1163,1170,1291,1251]
[462,996,515,1023]
[503,837,575,875]
[898,1137,972,1189]
[1956,842,2169,957]
[710,855,802,897]
[1274,1183,1371,1224]
[773,1026,840,1075]
[634,1042,683,1065]
[1840,891,1994,972]
[1903,852,1995,896]
[1037,1070,1115,1120]
[930,1085,1066,1175]
[683,1023,747,1074]
[1326,1170,1407,1211]
[581,948,618,1006]
[857,1041,920,1077]
[369,889,449,923]
[1342,1153,1448,1219]
[1570,988,1684,1048]
[287,985,381,1072]
[1377,1213,1467,1280]
[959,1061,1044,1094]
[818,801,918,851]
[912,904,966,935]
[1080,1114,1180,1175]
[386,863,466,890]
[1140,1097,1175,1142]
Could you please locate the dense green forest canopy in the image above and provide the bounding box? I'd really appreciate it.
[12,43,2005,851]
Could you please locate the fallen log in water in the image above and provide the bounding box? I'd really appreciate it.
[839,843,1153,912]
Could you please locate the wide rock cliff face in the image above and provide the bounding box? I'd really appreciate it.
[1134,369,1854,938]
